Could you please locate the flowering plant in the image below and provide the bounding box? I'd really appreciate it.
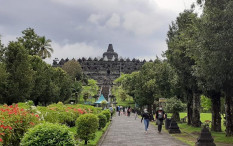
[0,104,40,145]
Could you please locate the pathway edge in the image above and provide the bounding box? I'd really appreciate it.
[97,120,112,146]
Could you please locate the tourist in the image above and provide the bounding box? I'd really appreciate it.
[123,107,125,115]
[141,109,150,133]
[134,109,137,120]
[109,106,113,119]
[127,106,131,117]
[155,107,166,133]
[116,106,118,112]
[118,106,121,116]
[120,106,123,116]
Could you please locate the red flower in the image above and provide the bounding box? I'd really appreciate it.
[0,138,3,142]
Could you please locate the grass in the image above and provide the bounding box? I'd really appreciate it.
[69,122,111,146]
[116,99,135,107]
[116,95,135,107]
[166,113,233,146]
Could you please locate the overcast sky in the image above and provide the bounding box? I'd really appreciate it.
[0,0,197,64]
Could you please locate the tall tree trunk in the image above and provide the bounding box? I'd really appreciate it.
[192,92,201,127]
[225,94,233,136]
[211,92,222,132]
[153,104,157,115]
[187,91,193,125]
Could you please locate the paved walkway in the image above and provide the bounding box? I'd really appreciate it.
[99,113,188,146]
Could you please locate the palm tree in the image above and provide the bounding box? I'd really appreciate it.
[38,36,54,59]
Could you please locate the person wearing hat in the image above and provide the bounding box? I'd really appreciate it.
[155,107,166,133]
[141,109,150,133]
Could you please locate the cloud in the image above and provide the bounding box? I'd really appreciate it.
[0,34,19,46]
[88,14,106,25]
[105,13,121,28]
[0,0,197,65]
[122,11,162,36]
[45,41,104,64]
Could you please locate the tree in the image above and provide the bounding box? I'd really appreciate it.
[71,81,82,103]
[200,95,211,113]
[194,0,233,135]
[165,10,201,127]
[52,67,72,103]
[4,42,33,104]
[38,36,54,59]
[119,90,128,101]
[29,55,48,105]
[81,79,99,103]
[165,97,186,122]
[76,114,99,145]
[83,92,89,102]
[87,79,99,96]
[39,65,60,105]
[0,63,8,103]
[62,59,82,81]
[17,28,54,59]
[0,37,5,62]
[17,28,40,55]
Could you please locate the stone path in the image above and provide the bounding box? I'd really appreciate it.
[99,113,188,146]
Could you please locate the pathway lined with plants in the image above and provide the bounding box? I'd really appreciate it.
[99,113,187,146]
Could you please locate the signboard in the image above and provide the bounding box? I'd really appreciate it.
[159,98,167,103]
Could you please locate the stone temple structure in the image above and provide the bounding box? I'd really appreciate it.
[53,44,147,100]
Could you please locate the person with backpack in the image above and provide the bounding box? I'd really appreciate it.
[141,109,150,133]
[127,106,131,117]
[109,106,113,119]
[155,107,166,133]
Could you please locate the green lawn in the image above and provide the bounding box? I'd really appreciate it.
[167,113,232,146]
[115,95,135,107]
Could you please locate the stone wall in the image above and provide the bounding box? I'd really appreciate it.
[53,58,145,85]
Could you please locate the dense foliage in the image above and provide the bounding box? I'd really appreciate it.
[21,122,76,146]
[0,29,73,105]
[97,113,107,130]
[76,114,99,145]
[165,97,186,122]
[101,110,111,122]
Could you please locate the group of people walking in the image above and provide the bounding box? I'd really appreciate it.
[115,105,166,133]
[141,107,165,133]
[116,106,131,117]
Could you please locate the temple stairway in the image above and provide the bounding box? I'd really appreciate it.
[101,86,110,101]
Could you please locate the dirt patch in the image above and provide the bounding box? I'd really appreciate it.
[191,131,200,135]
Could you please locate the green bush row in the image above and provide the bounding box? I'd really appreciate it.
[20,110,111,145]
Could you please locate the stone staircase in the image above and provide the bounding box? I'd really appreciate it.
[101,85,111,101]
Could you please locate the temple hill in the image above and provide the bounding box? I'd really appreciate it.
[52,44,147,101]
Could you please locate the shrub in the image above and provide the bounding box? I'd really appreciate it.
[200,95,211,113]
[101,101,107,109]
[76,114,99,145]
[165,97,186,122]
[101,110,111,122]
[20,122,76,146]
[38,105,76,127]
[37,103,97,127]
[0,104,40,145]
[97,114,107,130]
